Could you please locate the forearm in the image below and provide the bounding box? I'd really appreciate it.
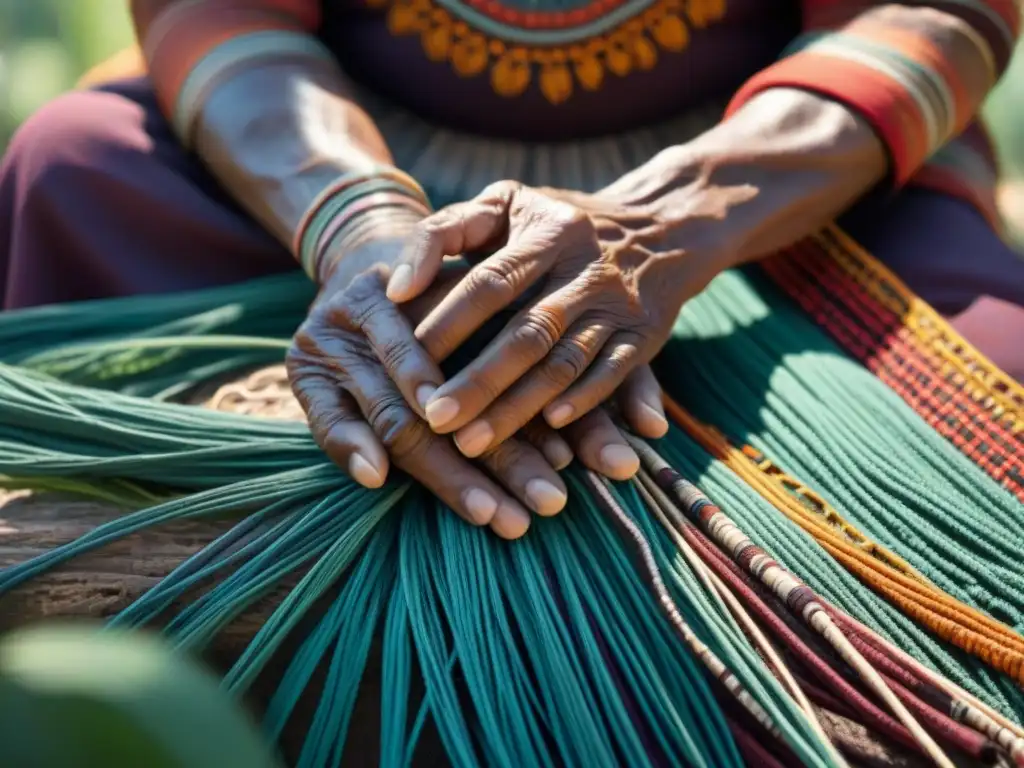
[193,61,408,248]
[603,88,888,266]
[731,3,1019,184]
[132,0,428,284]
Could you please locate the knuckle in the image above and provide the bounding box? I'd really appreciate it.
[376,335,416,374]
[538,196,589,234]
[330,273,387,330]
[318,410,359,456]
[326,300,358,332]
[420,211,455,240]
[481,439,528,478]
[543,338,590,386]
[463,369,504,404]
[480,180,520,200]
[343,270,386,302]
[562,204,590,230]
[466,263,518,308]
[514,308,561,354]
[366,394,431,460]
[602,351,632,378]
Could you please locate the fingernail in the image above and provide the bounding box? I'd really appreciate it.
[543,439,574,470]
[425,396,460,429]
[387,264,414,301]
[463,487,498,525]
[454,420,495,458]
[490,502,531,539]
[526,478,568,516]
[641,402,669,436]
[545,403,575,429]
[348,453,384,488]
[415,383,437,411]
[599,444,640,480]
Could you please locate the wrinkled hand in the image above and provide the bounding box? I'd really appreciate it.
[288,242,559,539]
[287,236,667,539]
[385,180,736,459]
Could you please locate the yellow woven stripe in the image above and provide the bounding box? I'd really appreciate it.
[662,395,1024,675]
[821,225,1024,432]
[664,397,930,584]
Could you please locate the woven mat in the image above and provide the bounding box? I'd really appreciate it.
[202,365,304,420]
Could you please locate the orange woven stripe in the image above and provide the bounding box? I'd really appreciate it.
[662,394,1024,682]
[843,18,977,126]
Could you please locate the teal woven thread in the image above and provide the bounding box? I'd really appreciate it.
[223,485,406,693]
[0,271,313,398]
[654,428,1024,720]
[651,268,1024,636]
[0,264,1023,757]
[0,370,791,767]
[296,516,400,767]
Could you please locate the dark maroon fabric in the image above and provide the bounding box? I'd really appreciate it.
[1,76,1023,377]
[0,79,295,308]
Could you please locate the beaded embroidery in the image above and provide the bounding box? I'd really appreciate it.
[364,0,727,103]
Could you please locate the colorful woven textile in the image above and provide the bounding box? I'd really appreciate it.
[0,229,1023,766]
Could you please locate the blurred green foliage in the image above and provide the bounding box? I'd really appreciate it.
[0,0,133,146]
[0,625,282,768]
[0,0,1022,176]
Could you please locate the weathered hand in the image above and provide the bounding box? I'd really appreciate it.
[288,238,577,540]
[384,180,736,460]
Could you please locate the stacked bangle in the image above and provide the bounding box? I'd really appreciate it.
[293,167,431,281]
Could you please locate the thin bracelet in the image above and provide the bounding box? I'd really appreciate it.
[316,192,430,261]
[299,179,428,276]
[291,166,429,259]
[315,196,431,283]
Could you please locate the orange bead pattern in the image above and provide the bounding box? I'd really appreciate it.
[367,0,727,103]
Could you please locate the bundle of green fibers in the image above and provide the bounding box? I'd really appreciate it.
[0,263,1022,768]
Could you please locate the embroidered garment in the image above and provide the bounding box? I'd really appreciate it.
[132,0,1019,223]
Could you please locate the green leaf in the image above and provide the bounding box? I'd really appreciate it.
[0,626,283,768]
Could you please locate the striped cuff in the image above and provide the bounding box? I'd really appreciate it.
[173,31,336,144]
[727,24,988,185]
[144,0,326,145]
[294,169,432,280]
[909,123,1002,232]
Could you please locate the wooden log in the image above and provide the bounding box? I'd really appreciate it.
[0,491,270,654]
[0,367,302,653]
[0,368,437,765]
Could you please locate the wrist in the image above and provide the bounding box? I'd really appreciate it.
[294,167,431,284]
[607,88,888,268]
[319,204,426,289]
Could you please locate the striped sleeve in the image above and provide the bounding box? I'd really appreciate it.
[726,1,1021,185]
[130,0,329,146]
[915,120,1003,229]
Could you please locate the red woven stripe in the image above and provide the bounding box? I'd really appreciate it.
[762,243,1024,502]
